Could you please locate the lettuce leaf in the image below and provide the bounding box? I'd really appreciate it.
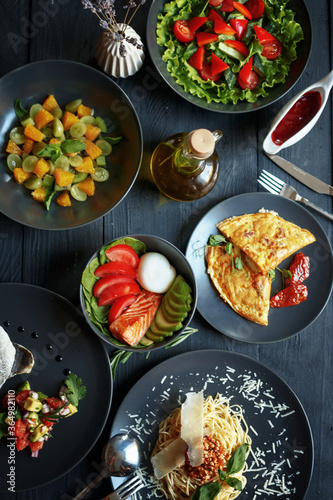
[156,0,304,104]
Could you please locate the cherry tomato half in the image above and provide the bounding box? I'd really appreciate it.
[200,63,222,82]
[261,40,282,59]
[238,70,258,90]
[244,0,265,19]
[15,390,30,407]
[173,20,195,43]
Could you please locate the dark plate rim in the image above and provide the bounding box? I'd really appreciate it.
[0,282,113,491]
[110,348,314,499]
[185,192,333,343]
[79,233,198,352]
[0,59,143,231]
[146,0,312,114]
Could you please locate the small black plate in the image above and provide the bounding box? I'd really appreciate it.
[111,349,313,499]
[185,192,333,343]
[0,283,112,492]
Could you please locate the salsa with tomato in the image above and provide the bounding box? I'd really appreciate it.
[156,0,304,104]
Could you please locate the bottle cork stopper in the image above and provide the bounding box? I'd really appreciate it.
[189,129,215,158]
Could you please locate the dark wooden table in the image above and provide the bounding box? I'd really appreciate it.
[0,1,332,499]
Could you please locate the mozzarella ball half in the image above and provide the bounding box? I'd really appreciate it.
[137,252,176,293]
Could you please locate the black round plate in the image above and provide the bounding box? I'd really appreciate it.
[146,0,311,113]
[185,192,333,343]
[0,283,112,492]
[0,60,142,230]
[111,349,313,499]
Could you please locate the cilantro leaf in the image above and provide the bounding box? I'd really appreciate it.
[64,373,86,407]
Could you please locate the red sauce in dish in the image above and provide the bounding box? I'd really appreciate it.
[270,253,310,308]
[272,91,322,146]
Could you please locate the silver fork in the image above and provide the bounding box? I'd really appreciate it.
[101,476,144,500]
[258,170,333,221]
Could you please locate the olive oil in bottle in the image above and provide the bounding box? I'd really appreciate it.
[150,129,222,201]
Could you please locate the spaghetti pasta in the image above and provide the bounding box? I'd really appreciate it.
[151,394,251,500]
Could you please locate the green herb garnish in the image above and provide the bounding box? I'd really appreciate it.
[37,140,86,164]
[208,234,227,246]
[64,372,86,407]
[191,443,249,499]
[14,98,29,121]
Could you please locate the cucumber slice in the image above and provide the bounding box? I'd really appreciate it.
[218,41,245,61]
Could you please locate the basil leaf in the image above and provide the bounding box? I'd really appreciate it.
[268,269,276,281]
[234,257,243,270]
[227,443,248,475]
[191,482,222,500]
[209,234,226,246]
[61,139,86,154]
[225,242,233,255]
[218,470,227,481]
[225,477,243,491]
[103,136,123,145]
[14,98,28,121]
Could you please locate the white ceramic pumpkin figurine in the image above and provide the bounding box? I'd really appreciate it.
[95,23,145,78]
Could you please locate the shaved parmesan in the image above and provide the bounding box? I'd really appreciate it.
[181,391,204,467]
[151,437,187,479]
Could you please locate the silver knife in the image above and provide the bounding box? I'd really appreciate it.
[266,153,333,196]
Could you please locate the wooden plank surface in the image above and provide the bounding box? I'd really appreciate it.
[0,0,332,499]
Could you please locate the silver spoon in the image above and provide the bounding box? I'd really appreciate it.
[263,69,333,155]
[72,433,142,500]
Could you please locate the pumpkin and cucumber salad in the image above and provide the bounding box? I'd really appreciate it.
[5,94,122,209]
[0,373,86,457]
[81,237,193,348]
[156,0,304,104]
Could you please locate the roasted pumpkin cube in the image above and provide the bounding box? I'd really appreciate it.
[23,138,34,154]
[24,124,44,142]
[13,168,32,184]
[77,104,92,118]
[85,124,101,142]
[6,139,23,156]
[62,111,80,131]
[43,94,59,112]
[77,177,95,196]
[85,139,102,160]
[31,187,47,202]
[75,156,95,173]
[49,138,62,145]
[53,167,75,187]
[56,191,71,207]
[34,109,54,130]
[33,158,50,178]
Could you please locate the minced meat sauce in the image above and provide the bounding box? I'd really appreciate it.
[183,435,229,483]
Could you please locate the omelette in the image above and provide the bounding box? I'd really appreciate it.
[217,212,316,275]
[206,244,271,326]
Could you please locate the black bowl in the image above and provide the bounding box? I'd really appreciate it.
[146,0,311,113]
[80,234,198,352]
[0,60,143,230]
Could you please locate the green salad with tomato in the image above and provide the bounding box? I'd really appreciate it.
[156,0,304,104]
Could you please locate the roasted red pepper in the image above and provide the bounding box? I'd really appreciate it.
[270,283,308,308]
[285,252,310,286]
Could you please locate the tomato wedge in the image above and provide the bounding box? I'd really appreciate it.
[188,46,205,70]
[196,32,219,47]
[244,0,265,19]
[98,281,141,307]
[108,294,138,324]
[94,261,137,279]
[253,25,276,44]
[229,18,248,41]
[211,53,229,75]
[262,39,282,59]
[93,274,136,298]
[15,390,30,407]
[220,0,234,12]
[233,1,252,19]
[214,17,236,35]
[200,63,222,82]
[104,244,139,269]
[173,20,195,43]
[188,16,208,32]
[224,40,249,57]
[238,70,258,90]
